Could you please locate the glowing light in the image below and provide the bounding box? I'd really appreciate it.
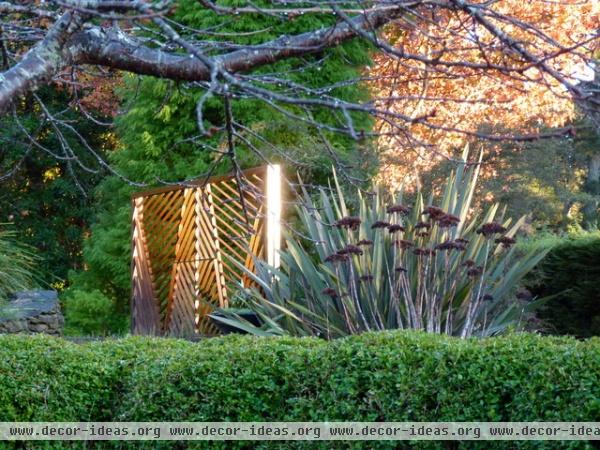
[266,164,282,269]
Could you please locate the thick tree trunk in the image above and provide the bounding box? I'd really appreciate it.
[582,152,600,226]
[588,153,600,192]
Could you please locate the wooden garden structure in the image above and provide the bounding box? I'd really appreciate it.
[131,165,282,337]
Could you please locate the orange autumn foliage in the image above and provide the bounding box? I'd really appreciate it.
[371,0,600,188]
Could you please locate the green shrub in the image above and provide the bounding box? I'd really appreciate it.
[215,150,548,339]
[524,232,600,337]
[62,289,128,336]
[0,336,125,422]
[0,332,598,449]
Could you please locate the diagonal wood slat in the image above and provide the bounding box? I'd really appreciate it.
[131,165,281,337]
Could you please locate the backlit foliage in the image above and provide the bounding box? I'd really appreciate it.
[371,0,599,188]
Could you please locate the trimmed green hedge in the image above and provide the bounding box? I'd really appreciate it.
[0,332,599,449]
[524,233,600,337]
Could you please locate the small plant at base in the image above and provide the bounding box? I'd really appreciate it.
[0,226,38,317]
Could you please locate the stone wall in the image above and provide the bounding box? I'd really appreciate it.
[0,290,63,336]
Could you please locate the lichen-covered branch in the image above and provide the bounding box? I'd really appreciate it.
[0,12,86,112]
[0,2,406,114]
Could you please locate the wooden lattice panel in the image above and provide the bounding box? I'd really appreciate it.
[131,165,281,337]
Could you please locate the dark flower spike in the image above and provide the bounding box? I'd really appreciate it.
[495,236,517,248]
[453,240,467,251]
[395,266,408,273]
[423,206,446,220]
[462,259,475,267]
[333,216,361,230]
[359,274,374,282]
[321,287,338,298]
[357,239,373,247]
[325,253,349,263]
[415,221,431,229]
[455,238,470,244]
[417,231,430,237]
[394,239,413,249]
[387,204,411,215]
[481,294,494,302]
[477,222,507,236]
[435,241,458,251]
[337,244,363,256]
[371,220,390,229]
[413,247,436,257]
[438,213,461,228]
[388,224,405,233]
[467,266,483,277]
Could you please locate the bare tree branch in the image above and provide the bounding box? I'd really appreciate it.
[0,2,409,112]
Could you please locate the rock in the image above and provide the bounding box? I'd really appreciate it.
[29,323,49,332]
[0,319,28,333]
[0,290,63,335]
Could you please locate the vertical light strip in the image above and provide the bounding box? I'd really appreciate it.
[266,164,282,269]
[194,188,201,328]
